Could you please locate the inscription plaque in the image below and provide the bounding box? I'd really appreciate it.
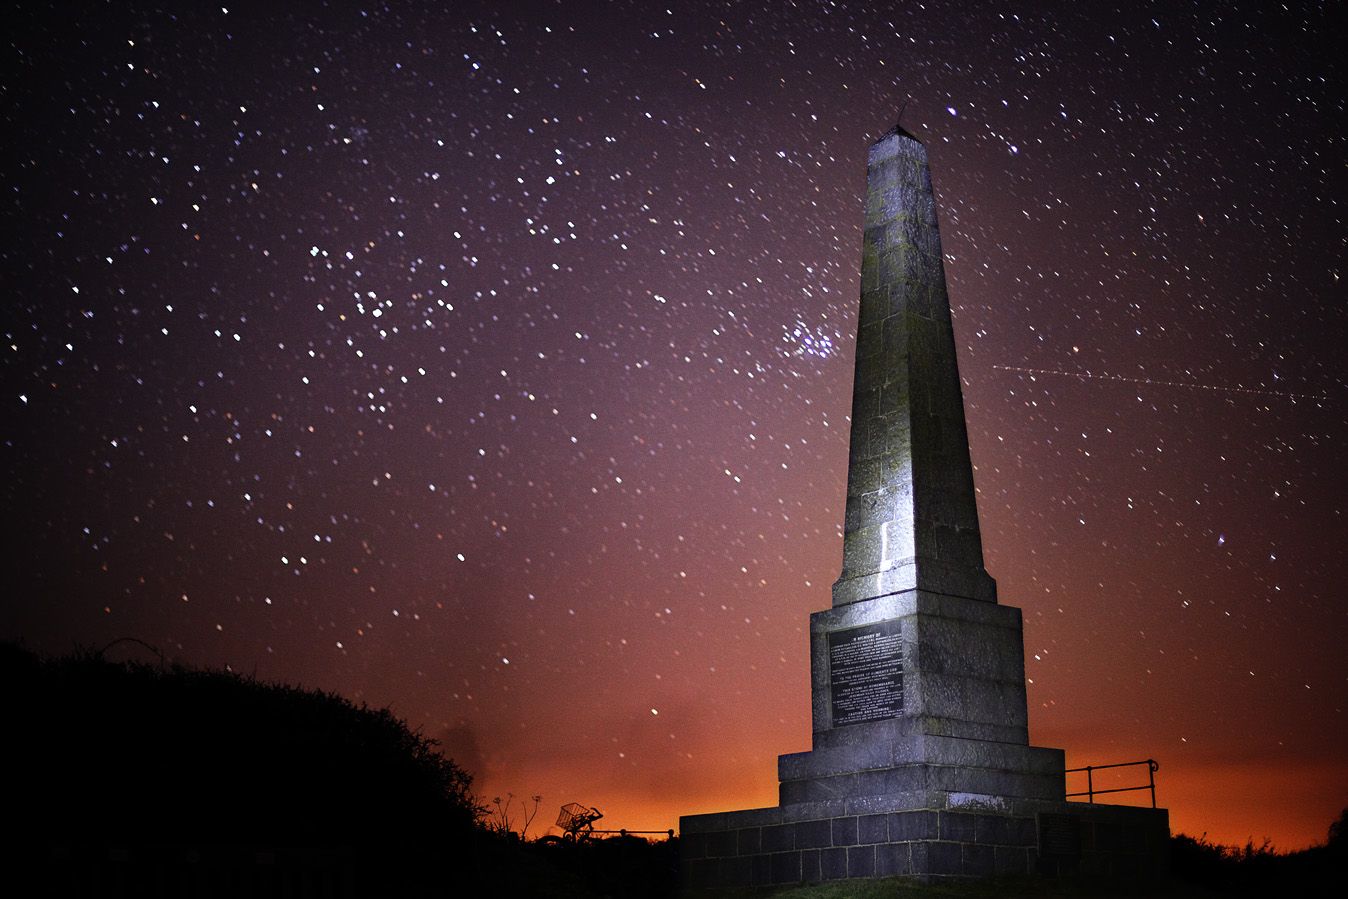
[827,619,903,727]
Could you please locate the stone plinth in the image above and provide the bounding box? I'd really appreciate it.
[809,591,1030,743]
[681,801,1169,888]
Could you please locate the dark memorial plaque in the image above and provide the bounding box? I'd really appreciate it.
[828,620,903,726]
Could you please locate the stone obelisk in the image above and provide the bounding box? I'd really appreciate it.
[680,122,1169,887]
[793,121,1042,776]
[833,122,996,608]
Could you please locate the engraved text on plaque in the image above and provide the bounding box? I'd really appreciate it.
[827,620,904,727]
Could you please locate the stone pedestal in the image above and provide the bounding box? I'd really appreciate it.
[772,588,1065,811]
[680,585,1170,888]
[683,587,1099,887]
[808,592,1030,743]
[681,798,1170,887]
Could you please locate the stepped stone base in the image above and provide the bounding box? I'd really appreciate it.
[779,732,1065,808]
[680,800,1169,888]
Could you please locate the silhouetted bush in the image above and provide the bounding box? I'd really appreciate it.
[4,641,485,893]
[1170,820,1345,896]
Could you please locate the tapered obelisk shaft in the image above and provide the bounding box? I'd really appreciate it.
[833,125,997,606]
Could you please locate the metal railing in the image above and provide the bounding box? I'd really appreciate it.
[1065,758,1159,808]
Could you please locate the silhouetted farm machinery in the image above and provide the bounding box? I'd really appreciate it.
[548,802,674,841]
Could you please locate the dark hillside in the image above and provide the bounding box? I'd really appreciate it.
[3,641,483,893]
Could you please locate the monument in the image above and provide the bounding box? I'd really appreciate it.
[680,122,1169,886]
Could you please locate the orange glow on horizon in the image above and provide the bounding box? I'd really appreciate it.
[482,755,1343,851]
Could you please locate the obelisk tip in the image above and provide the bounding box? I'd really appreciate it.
[875,98,922,145]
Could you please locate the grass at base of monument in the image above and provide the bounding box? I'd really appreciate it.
[685,874,1222,899]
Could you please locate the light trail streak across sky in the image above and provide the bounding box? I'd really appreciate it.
[991,365,1328,401]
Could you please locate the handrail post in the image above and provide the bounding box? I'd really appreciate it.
[1064,758,1160,807]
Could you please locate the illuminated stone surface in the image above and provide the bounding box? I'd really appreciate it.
[681,122,1168,886]
[834,125,996,608]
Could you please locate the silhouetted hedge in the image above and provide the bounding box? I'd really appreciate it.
[4,641,478,852]
[1170,818,1346,896]
[2,641,694,895]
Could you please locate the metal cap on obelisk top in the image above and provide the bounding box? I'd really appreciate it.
[831,107,998,607]
[879,100,921,143]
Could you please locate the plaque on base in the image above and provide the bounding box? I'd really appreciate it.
[827,619,903,727]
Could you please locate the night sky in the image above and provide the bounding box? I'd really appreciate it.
[4,1,1343,849]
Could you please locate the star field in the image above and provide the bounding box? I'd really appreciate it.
[3,1,1343,848]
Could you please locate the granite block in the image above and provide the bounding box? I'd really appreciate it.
[752,854,771,886]
[761,823,795,852]
[795,818,832,849]
[781,799,849,822]
[707,828,737,857]
[801,848,822,883]
[858,813,888,843]
[821,847,848,880]
[876,841,911,876]
[684,857,713,889]
[843,791,932,815]
[682,804,783,831]
[973,814,1011,845]
[723,855,753,888]
[963,842,995,877]
[890,810,938,841]
[848,844,876,878]
[940,811,977,842]
[1008,816,1038,845]
[856,318,883,358]
[831,816,858,846]
[770,851,801,884]
[927,841,963,875]
[909,841,930,873]
[737,827,761,856]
